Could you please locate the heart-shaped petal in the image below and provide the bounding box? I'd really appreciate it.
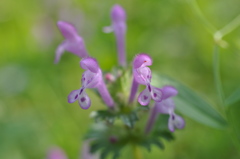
[138,88,151,106]
[68,89,80,103]
[151,87,163,102]
[78,91,91,109]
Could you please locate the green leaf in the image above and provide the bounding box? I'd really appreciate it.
[225,88,240,106]
[151,139,165,149]
[151,73,228,129]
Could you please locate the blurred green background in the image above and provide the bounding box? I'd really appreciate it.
[1,0,240,158]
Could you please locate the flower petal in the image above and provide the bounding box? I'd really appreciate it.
[155,98,175,114]
[138,88,151,106]
[55,42,66,64]
[174,114,185,129]
[64,36,88,57]
[68,89,80,103]
[168,114,175,132]
[151,87,163,102]
[168,113,185,132]
[57,21,78,40]
[80,57,100,73]
[78,91,91,109]
[111,5,126,23]
[162,86,178,100]
[82,70,101,88]
[133,53,152,69]
[133,67,151,85]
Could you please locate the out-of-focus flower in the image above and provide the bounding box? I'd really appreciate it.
[47,147,68,159]
[55,21,88,63]
[103,5,127,66]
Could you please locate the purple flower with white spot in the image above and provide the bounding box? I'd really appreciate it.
[55,21,88,63]
[130,53,163,106]
[68,57,114,109]
[145,86,185,133]
[103,5,126,66]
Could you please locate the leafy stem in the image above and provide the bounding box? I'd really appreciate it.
[189,0,216,34]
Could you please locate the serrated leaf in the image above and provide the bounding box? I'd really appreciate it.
[225,88,240,106]
[158,131,174,141]
[90,142,103,153]
[151,73,228,129]
[151,139,164,149]
[120,112,138,128]
[100,148,111,159]
[140,141,151,152]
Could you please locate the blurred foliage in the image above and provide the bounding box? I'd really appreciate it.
[0,0,240,158]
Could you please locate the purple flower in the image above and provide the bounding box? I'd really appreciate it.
[55,21,88,63]
[103,5,126,66]
[145,86,185,133]
[68,57,114,109]
[47,147,68,159]
[155,86,185,132]
[132,54,163,106]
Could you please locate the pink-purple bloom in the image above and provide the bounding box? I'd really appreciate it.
[104,5,126,66]
[47,147,68,159]
[131,54,163,106]
[68,57,114,109]
[145,86,185,133]
[55,21,88,63]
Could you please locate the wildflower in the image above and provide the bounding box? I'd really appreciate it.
[47,147,68,159]
[68,57,114,109]
[131,53,163,106]
[145,86,184,133]
[156,98,185,132]
[103,5,126,66]
[55,21,88,63]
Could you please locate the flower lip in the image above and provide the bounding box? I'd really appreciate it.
[80,57,100,73]
[57,21,78,40]
[111,4,126,23]
[161,86,178,100]
[133,53,152,69]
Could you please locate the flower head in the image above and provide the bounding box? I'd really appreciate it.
[68,57,114,109]
[55,21,88,63]
[104,4,127,66]
[132,54,163,105]
[68,57,101,109]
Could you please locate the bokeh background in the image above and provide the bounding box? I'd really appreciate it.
[1,0,240,158]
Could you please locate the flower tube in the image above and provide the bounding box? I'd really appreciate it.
[55,21,88,63]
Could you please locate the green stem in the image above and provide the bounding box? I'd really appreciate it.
[219,14,240,37]
[133,145,143,159]
[213,45,225,108]
[189,0,217,34]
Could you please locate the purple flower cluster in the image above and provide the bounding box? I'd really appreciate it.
[55,4,184,133]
